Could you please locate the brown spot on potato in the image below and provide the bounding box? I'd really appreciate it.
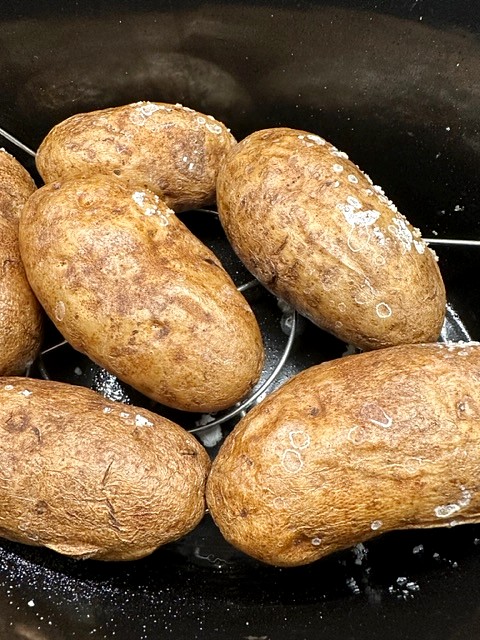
[5,413,30,433]
[456,395,480,419]
[35,500,49,515]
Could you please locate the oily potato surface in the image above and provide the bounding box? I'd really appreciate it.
[207,343,480,567]
[36,101,236,212]
[217,127,446,350]
[0,377,210,560]
[0,149,36,224]
[19,176,263,412]
[0,218,42,375]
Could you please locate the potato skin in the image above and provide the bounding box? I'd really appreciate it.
[0,220,43,374]
[207,343,480,567]
[0,377,210,560]
[0,149,36,224]
[217,127,446,350]
[0,151,42,375]
[19,176,263,412]
[36,101,236,212]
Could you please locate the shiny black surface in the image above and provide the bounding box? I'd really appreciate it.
[1,2,480,638]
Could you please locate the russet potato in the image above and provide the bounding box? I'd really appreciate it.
[216,127,446,350]
[0,377,210,560]
[0,150,42,374]
[0,219,43,374]
[36,101,236,212]
[207,343,480,566]
[0,149,36,224]
[19,175,264,412]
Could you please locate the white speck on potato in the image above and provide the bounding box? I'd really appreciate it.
[306,133,326,145]
[311,537,322,546]
[414,240,426,254]
[449,520,461,527]
[103,407,113,414]
[188,162,195,171]
[335,320,343,329]
[119,412,130,419]
[54,301,66,322]
[376,302,392,319]
[331,150,349,159]
[135,414,154,427]
[132,191,146,207]
[373,184,385,195]
[332,164,344,173]
[4,385,14,391]
[388,216,413,253]
[371,520,383,530]
[288,430,311,450]
[365,188,374,196]
[342,207,380,228]
[348,174,359,184]
[347,425,366,445]
[281,449,303,473]
[346,195,361,209]
[333,180,340,188]
[338,302,347,312]
[372,226,386,245]
[182,155,188,162]
[140,102,160,116]
[196,116,206,125]
[206,123,223,135]
[19,390,32,397]
[435,504,461,518]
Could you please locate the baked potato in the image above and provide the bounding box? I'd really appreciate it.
[0,152,42,374]
[0,149,36,224]
[0,218,42,375]
[216,127,446,350]
[19,175,264,412]
[207,342,480,566]
[0,377,210,560]
[36,101,236,212]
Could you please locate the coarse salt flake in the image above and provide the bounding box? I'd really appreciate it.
[135,414,154,427]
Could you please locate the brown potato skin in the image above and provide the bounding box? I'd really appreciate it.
[207,343,480,567]
[0,220,43,374]
[0,151,42,374]
[217,127,446,350]
[0,149,36,224]
[36,101,236,212]
[19,176,263,412]
[0,377,210,560]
